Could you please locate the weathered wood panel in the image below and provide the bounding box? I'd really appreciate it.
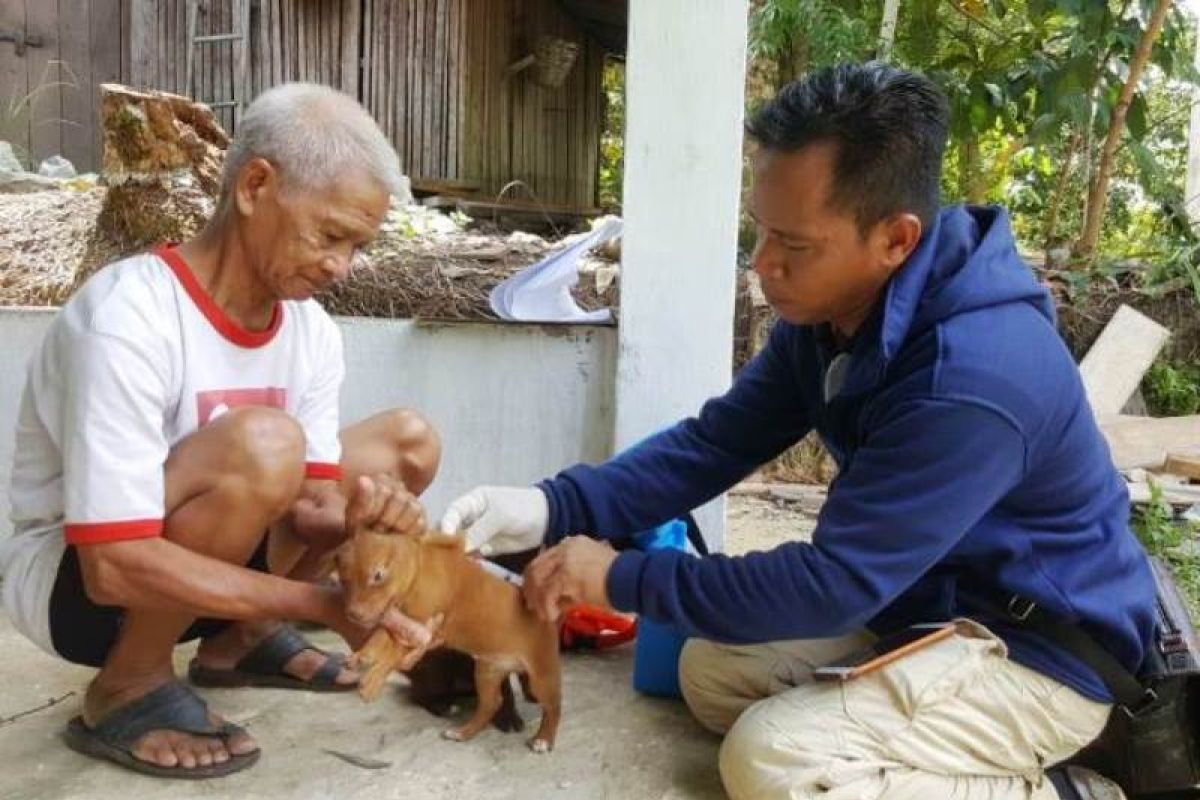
[361,0,465,181]
[0,0,31,163]
[116,0,607,209]
[90,1,124,156]
[461,0,604,208]
[24,0,59,164]
[128,0,357,134]
[0,0,126,171]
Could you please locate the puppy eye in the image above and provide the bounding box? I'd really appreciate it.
[370,568,386,585]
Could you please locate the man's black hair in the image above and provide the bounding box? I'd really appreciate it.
[746,62,949,232]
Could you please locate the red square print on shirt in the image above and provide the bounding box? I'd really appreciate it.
[196,387,288,426]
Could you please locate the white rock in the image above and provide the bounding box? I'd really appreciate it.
[38,155,76,179]
[0,141,23,173]
[393,175,414,206]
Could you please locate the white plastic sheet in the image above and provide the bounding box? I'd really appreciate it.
[488,217,622,323]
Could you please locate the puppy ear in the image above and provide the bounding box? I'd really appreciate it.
[419,531,467,552]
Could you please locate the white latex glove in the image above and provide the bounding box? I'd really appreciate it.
[438,486,549,556]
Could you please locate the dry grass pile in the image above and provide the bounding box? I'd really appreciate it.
[0,189,620,320]
[0,187,108,306]
[320,202,618,319]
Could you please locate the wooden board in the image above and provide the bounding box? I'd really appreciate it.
[1163,451,1200,481]
[24,0,61,165]
[58,0,92,167]
[1079,305,1170,417]
[410,176,481,195]
[0,0,31,165]
[1126,479,1200,505]
[1100,415,1200,470]
[0,0,118,170]
[91,0,124,160]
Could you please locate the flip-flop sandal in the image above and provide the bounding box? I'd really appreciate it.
[63,681,260,779]
[188,625,356,692]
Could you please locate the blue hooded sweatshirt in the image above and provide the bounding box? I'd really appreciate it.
[538,205,1158,702]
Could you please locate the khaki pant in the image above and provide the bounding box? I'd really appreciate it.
[679,621,1112,800]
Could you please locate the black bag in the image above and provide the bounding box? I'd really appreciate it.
[998,556,1200,798]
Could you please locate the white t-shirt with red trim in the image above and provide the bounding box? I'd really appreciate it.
[0,245,345,655]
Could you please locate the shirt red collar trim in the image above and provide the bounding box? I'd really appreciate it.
[155,244,283,348]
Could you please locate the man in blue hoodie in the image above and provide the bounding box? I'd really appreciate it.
[440,64,1155,799]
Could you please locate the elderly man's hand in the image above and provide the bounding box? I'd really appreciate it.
[522,536,619,622]
[289,484,348,546]
[346,474,426,537]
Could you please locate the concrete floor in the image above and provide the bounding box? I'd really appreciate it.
[0,617,724,800]
[0,495,817,800]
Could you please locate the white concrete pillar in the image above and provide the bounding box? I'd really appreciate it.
[616,0,749,551]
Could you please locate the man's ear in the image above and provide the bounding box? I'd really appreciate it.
[878,212,923,270]
[234,157,279,217]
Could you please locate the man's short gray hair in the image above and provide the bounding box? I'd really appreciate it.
[221,82,403,199]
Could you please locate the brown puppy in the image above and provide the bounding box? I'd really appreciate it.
[337,530,562,752]
[405,548,541,732]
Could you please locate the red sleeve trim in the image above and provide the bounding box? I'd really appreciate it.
[65,519,164,545]
[305,462,343,481]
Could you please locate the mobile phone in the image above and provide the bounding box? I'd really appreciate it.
[812,622,957,682]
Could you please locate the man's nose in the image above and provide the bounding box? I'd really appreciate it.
[751,237,783,281]
[322,252,352,282]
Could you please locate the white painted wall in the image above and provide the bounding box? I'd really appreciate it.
[0,309,616,537]
[618,0,749,550]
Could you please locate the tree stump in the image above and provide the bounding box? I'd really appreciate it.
[77,84,230,288]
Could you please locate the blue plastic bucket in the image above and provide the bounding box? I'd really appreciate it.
[631,518,691,698]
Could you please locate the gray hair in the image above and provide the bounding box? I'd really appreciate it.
[220,82,403,199]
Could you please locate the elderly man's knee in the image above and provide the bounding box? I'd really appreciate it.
[214,407,306,511]
[387,408,441,493]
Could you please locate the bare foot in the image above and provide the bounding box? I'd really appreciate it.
[195,621,358,687]
[84,674,258,770]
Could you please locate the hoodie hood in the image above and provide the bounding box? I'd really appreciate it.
[881,204,1054,361]
[836,205,1055,399]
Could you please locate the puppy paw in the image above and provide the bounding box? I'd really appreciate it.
[357,664,391,702]
[528,737,552,754]
[442,727,469,742]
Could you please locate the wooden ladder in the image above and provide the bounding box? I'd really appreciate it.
[185,0,252,121]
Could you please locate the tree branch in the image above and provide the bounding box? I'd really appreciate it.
[946,0,1008,41]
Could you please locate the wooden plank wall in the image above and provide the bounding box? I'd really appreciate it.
[128,0,360,134]
[361,0,467,182]
[461,0,603,208]
[0,0,124,172]
[252,0,360,95]
[121,0,605,209]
